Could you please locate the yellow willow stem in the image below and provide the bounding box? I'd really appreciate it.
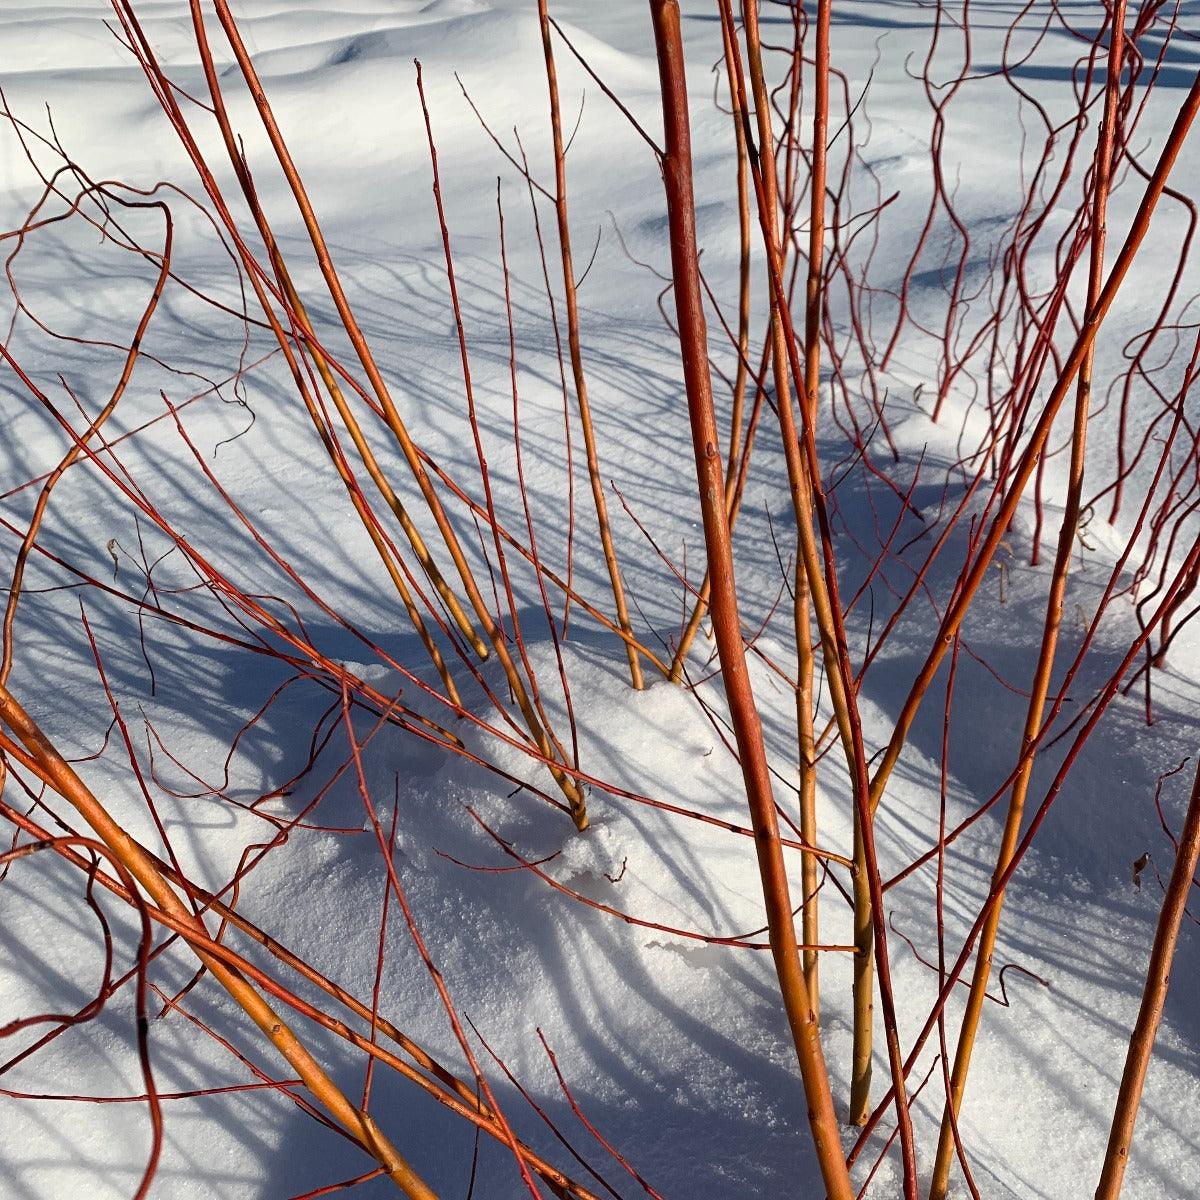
[1094,757,1200,1200]
[928,7,1126,1194]
[538,0,643,690]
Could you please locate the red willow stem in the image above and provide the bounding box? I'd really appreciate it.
[667,13,761,682]
[459,806,856,951]
[469,1024,616,1200]
[645,6,852,1198]
[339,697,545,1200]
[723,1,917,1180]
[538,1029,666,1200]
[0,195,170,689]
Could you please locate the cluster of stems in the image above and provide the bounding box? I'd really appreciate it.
[2,1,1199,1197]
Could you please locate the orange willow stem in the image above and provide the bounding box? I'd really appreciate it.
[199,0,587,819]
[1095,756,1200,1200]
[112,3,470,700]
[0,685,436,1200]
[928,7,1127,1195]
[189,0,483,679]
[800,0,830,1046]
[0,794,602,1200]
[537,0,643,690]
[647,6,852,1198]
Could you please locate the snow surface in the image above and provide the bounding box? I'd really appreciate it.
[1,1,1199,1197]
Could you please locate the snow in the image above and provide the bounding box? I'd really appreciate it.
[1,1,1199,1197]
